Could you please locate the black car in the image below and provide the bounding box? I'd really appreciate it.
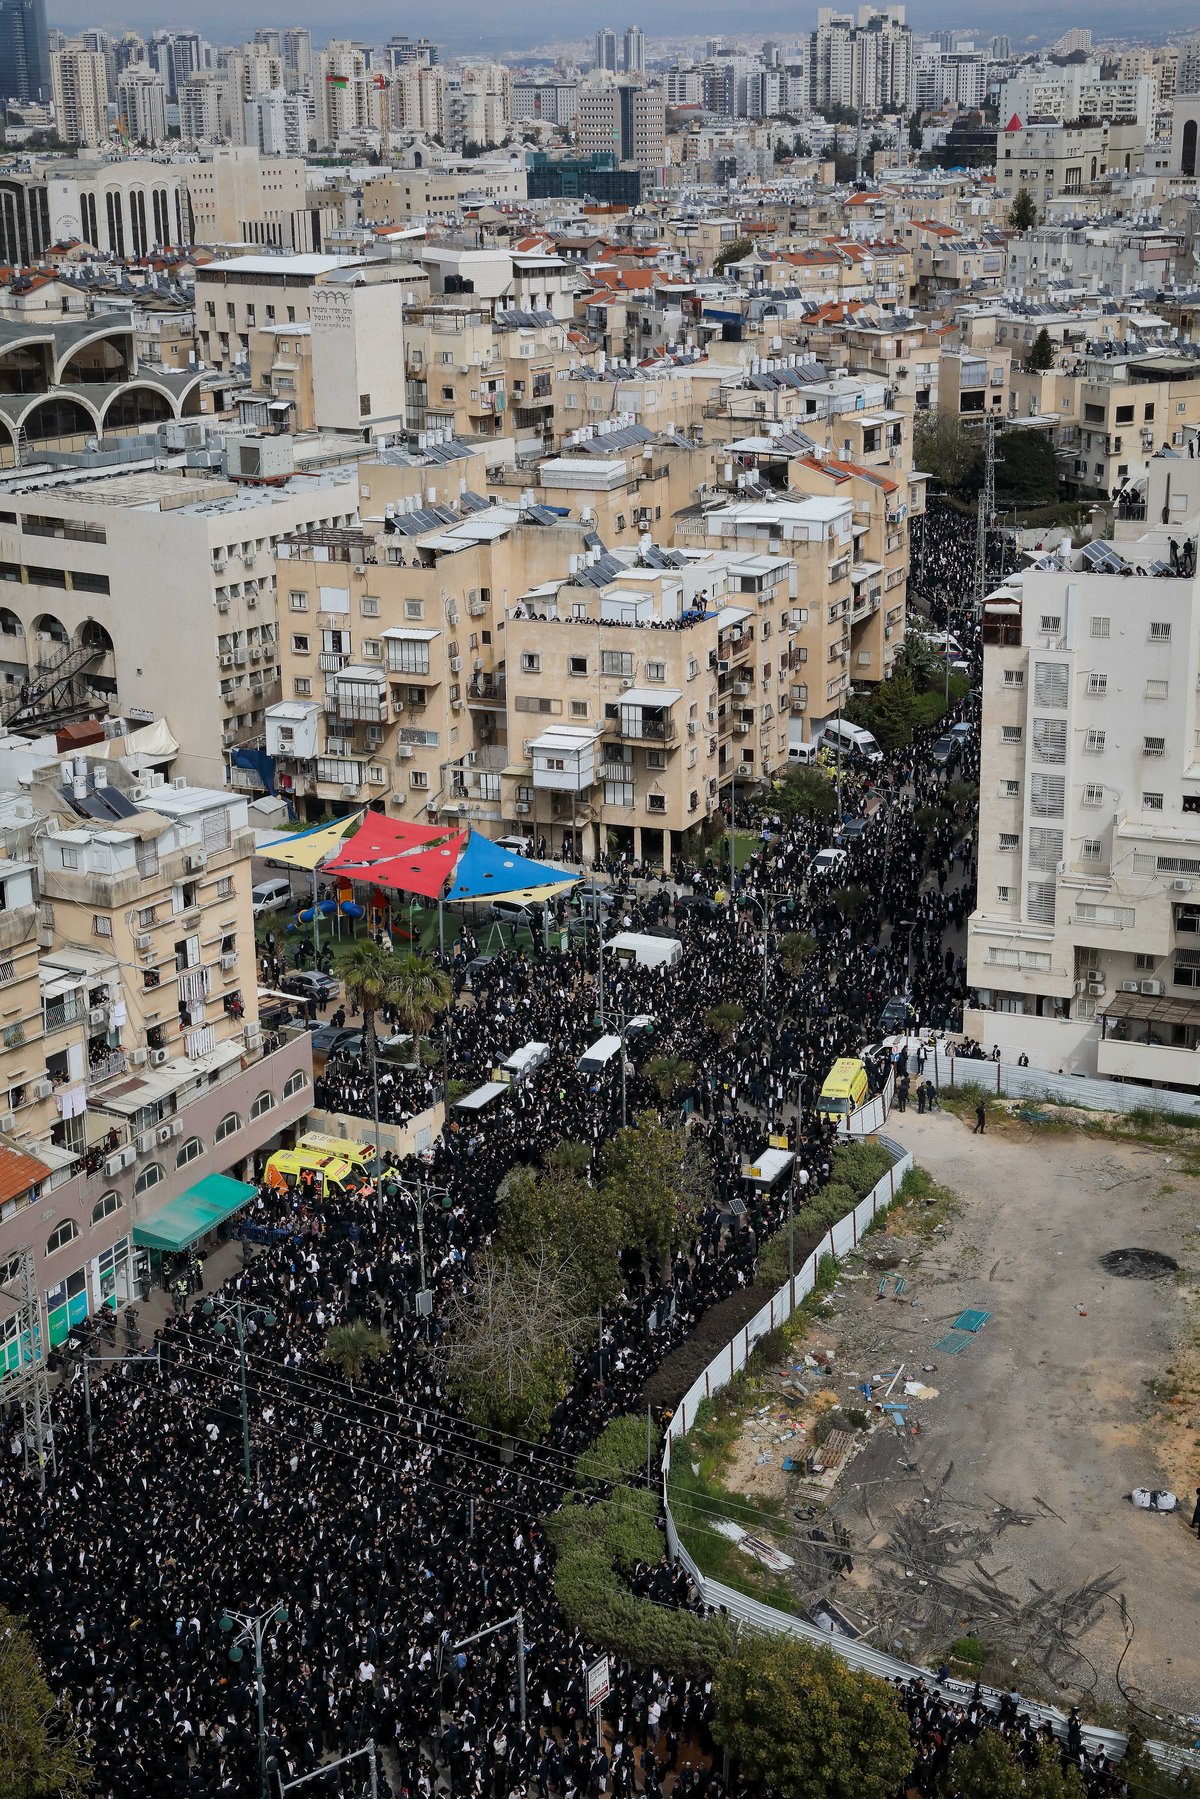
[674,893,720,919]
[282,969,341,1005]
[462,955,494,990]
[835,816,871,846]
[930,735,960,768]
[309,1025,359,1058]
[879,995,911,1035]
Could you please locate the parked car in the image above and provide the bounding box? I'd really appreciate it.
[489,899,544,925]
[930,735,960,767]
[879,995,911,1035]
[572,883,617,914]
[949,722,973,742]
[251,878,292,917]
[281,970,341,1005]
[309,1025,359,1059]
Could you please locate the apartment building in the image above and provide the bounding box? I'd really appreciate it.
[501,544,801,865]
[966,450,1200,1085]
[0,457,360,779]
[577,82,666,175]
[701,365,909,473]
[487,423,713,549]
[0,758,313,1368]
[551,363,707,444]
[50,42,109,149]
[403,304,510,438]
[184,146,307,249]
[1007,351,1200,500]
[938,345,1010,418]
[194,251,373,371]
[994,122,1111,205]
[115,61,167,144]
[267,487,590,820]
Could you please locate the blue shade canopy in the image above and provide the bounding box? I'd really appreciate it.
[444,832,579,904]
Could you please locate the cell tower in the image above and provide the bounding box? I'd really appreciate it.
[975,413,997,605]
[1,1247,56,1492]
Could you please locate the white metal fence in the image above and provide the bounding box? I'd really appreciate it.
[838,1068,893,1138]
[658,1135,1198,1774]
[941,1054,1200,1119]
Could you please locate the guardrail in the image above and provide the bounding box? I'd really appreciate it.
[659,1133,1198,1775]
[942,1052,1200,1120]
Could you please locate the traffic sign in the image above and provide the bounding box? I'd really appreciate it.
[586,1653,610,1710]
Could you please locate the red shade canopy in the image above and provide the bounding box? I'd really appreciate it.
[324,815,468,899]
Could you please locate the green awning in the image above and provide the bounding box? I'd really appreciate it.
[133,1173,257,1254]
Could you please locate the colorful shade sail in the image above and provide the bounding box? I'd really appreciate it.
[443,832,579,904]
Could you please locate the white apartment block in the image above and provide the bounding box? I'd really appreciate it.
[116,63,167,144]
[51,44,109,149]
[809,6,913,115]
[967,450,1200,1087]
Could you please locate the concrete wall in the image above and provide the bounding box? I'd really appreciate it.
[306,1098,444,1162]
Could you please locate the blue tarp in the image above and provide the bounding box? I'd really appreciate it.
[444,833,579,904]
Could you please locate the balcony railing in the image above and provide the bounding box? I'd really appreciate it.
[616,715,676,743]
[467,674,507,706]
[44,995,84,1037]
[86,1050,127,1089]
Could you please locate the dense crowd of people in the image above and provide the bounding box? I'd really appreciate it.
[0,525,1168,1799]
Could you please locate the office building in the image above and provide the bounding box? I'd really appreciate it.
[595,28,618,73]
[0,0,49,103]
[624,26,646,76]
[578,80,665,174]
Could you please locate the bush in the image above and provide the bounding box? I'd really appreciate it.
[547,1418,734,1670]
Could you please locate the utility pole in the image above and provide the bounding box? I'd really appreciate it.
[974,412,998,609]
[442,1611,526,1728]
[203,1295,278,1495]
[1,1247,56,1492]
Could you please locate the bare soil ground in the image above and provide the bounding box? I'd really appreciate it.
[710,1108,1200,1723]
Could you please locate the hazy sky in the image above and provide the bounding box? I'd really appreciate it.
[47,0,1196,50]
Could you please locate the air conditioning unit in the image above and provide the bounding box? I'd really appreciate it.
[340,784,358,798]
[88,1005,107,1027]
[1118,979,1140,992]
[0,1111,14,1132]
[32,1078,52,1100]
[448,656,462,673]
[224,692,236,706]
[221,952,237,972]
[135,932,152,952]
[137,1131,154,1154]
[129,1048,148,1065]
[186,852,207,872]
[150,1048,168,1067]
[736,722,752,734]
[396,745,414,760]
[687,721,698,736]
[103,1151,125,1178]
[157,1124,173,1145]
[216,599,230,614]
[515,801,530,815]
[234,649,247,665]
[1173,879,1193,894]
[1141,979,1164,996]
[220,653,233,669]
[1086,980,1104,996]
[246,593,257,609]
[250,647,263,663]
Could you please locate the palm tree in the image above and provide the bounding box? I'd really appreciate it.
[322,1320,389,1388]
[779,932,817,980]
[389,951,452,1069]
[341,940,403,1183]
[645,1055,694,1107]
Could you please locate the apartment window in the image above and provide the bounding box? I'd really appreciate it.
[1145,679,1168,700]
[291,634,310,654]
[1083,782,1104,807]
[1173,950,1200,988]
[996,885,1012,903]
[249,1090,274,1120]
[215,1111,240,1142]
[1002,669,1024,688]
[176,1137,203,1168]
[91,1191,122,1224]
[1001,725,1022,744]
[46,1218,80,1254]
[1081,838,1103,860]
[1143,792,1164,811]
[289,591,308,611]
[361,596,380,618]
[1149,622,1172,642]
[568,655,588,677]
[1090,617,1110,638]
[216,877,233,900]
[604,779,634,807]
[647,750,667,771]
[133,1163,164,1197]
[601,650,634,678]
[1003,779,1020,797]
[362,639,381,661]
[1143,736,1166,758]
[293,678,312,697]
[1028,827,1063,872]
[93,916,112,938]
[410,771,429,790]
[646,661,666,682]
[1027,880,1056,924]
[1032,718,1067,762]
[1039,614,1062,637]
[520,653,541,674]
[61,847,78,870]
[1087,673,1107,696]
[1033,662,1068,708]
[283,1070,308,1099]
[998,832,1019,851]
[1134,953,1156,971]
[1030,773,1065,817]
[138,906,156,928]
[569,701,589,719]
[404,600,424,620]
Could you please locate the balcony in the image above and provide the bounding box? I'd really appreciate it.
[616,714,676,744]
[1096,1035,1200,1086]
[86,1050,128,1090]
[467,673,507,708]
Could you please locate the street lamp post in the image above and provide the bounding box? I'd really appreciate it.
[202,1296,277,1495]
[219,1603,289,1799]
[441,1609,526,1729]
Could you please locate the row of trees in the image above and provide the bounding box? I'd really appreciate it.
[439,1114,715,1439]
[912,414,1061,512]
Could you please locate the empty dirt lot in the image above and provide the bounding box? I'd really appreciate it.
[818,1109,1200,1720]
[706,1107,1200,1722]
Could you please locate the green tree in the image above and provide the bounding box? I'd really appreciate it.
[497,1165,624,1308]
[779,932,817,979]
[848,664,918,750]
[713,235,753,273]
[0,1607,88,1797]
[1008,187,1038,232]
[599,1112,709,1261]
[704,1002,745,1045]
[1121,1728,1184,1798]
[945,1729,1025,1799]
[1029,326,1055,370]
[439,1248,586,1438]
[342,939,405,1167]
[644,1054,694,1105]
[913,412,984,498]
[388,950,452,1067]
[322,1321,389,1387]
[712,1634,911,1799]
[896,619,941,690]
[775,764,837,822]
[996,428,1060,510]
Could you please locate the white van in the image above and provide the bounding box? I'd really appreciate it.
[494,834,532,857]
[605,930,682,971]
[579,1034,624,1075]
[787,740,820,766]
[251,877,293,916]
[500,1041,551,1083]
[819,719,883,765]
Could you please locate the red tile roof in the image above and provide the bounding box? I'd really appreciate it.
[0,1144,50,1207]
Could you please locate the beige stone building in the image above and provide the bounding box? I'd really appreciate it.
[183,147,307,250]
